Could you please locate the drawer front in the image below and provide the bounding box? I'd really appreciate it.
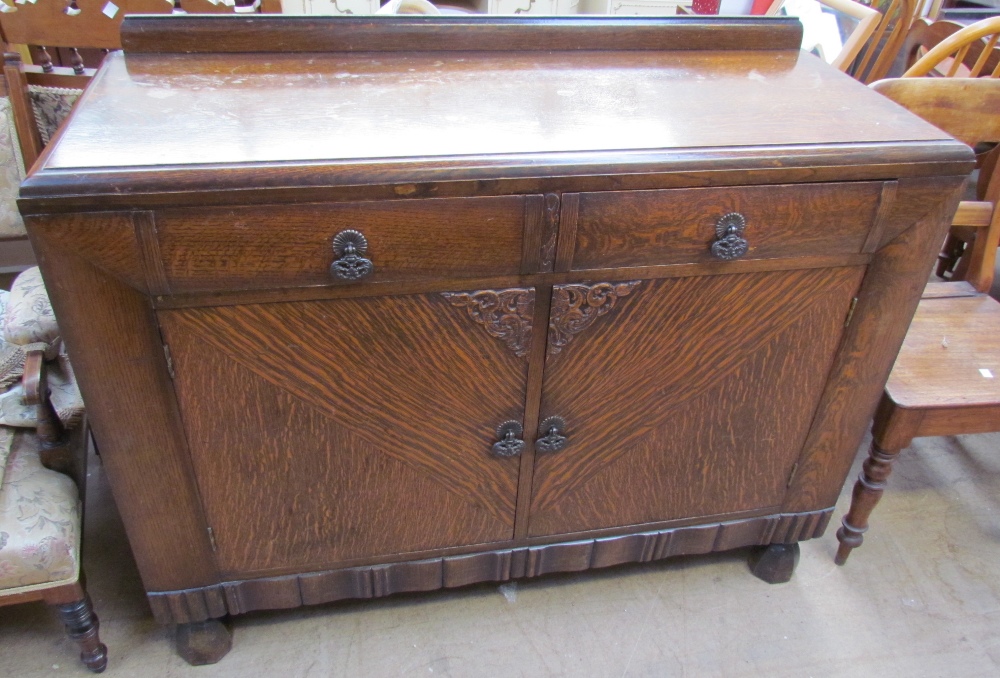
[568,182,884,270]
[154,196,529,293]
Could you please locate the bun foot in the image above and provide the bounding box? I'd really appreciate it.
[176,619,232,666]
[748,542,800,584]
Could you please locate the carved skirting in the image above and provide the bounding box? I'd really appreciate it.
[147,508,832,624]
[548,281,641,358]
[442,288,535,358]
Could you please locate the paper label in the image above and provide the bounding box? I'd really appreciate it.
[103,2,119,18]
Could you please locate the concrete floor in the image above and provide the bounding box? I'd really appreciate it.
[2,430,1000,677]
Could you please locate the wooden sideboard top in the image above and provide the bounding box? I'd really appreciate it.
[20,16,970,210]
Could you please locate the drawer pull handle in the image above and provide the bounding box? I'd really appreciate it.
[330,230,374,281]
[492,421,525,458]
[710,213,749,260]
[536,416,567,453]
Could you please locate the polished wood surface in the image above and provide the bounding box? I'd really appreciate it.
[20,17,973,661]
[158,291,529,577]
[529,267,863,536]
[153,197,530,293]
[30,34,951,179]
[569,183,881,270]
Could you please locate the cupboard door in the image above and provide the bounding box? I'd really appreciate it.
[158,289,534,577]
[527,267,864,537]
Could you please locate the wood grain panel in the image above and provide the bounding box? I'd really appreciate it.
[25,225,218,592]
[154,196,526,293]
[27,211,147,293]
[784,176,967,512]
[158,291,529,575]
[529,267,864,537]
[571,183,882,270]
[146,508,831,624]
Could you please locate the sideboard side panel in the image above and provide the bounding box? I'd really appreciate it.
[27,215,220,592]
[783,176,967,512]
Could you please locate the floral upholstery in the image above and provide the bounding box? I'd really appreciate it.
[0,429,80,592]
[0,96,27,238]
[0,269,84,472]
[27,85,82,147]
[0,353,84,430]
[2,267,60,349]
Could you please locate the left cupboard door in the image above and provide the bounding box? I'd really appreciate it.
[157,288,535,578]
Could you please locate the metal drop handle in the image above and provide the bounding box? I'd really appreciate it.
[492,421,525,458]
[330,229,374,281]
[535,416,567,454]
[710,213,749,261]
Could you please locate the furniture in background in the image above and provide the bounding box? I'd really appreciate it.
[18,15,971,664]
[0,0,262,73]
[766,0,882,71]
[0,266,102,672]
[902,14,1000,75]
[836,77,1000,565]
[896,16,1000,281]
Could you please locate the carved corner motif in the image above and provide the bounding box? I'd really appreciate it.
[442,288,535,358]
[548,281,641,358]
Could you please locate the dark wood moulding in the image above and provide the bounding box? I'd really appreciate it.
[147,508,831,624]
[120,15,804,55]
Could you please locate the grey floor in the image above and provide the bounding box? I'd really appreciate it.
[3,430,1000,677]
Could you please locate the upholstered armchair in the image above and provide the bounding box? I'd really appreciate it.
[0,267,106,672]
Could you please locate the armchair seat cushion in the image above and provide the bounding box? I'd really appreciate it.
[0,429,80,592]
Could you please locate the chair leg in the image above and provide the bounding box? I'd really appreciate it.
[835,438,902,565]
[52,595,108,673]
[936,233,966,279]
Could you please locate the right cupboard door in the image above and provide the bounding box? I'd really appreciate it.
[527,266,865,538]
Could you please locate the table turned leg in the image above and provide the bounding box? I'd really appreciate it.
[53,595,108,673]
[176,618,233,666]
[748,543,800,584]
[835,439,901,565]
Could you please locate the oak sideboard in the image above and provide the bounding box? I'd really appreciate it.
[18,15,972,663]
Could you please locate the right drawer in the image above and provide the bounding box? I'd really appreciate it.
[566,182,884,270]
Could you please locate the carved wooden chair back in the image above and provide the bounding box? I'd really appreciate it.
[902,15,1000,78]
[835,77,1000,565]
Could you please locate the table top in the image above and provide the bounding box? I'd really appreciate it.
[21,16,971,209]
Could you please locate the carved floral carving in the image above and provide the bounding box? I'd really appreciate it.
[548,281,641,357]
[442,288,535,358]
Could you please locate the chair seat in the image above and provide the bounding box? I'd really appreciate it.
[886,293,1000,409]
[0,428,80,593]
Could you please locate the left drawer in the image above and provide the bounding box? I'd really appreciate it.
[153,196,529,293]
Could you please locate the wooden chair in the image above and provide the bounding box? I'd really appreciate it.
[0,267,104,672]
[768,0,917,82]
[902,15,1000,77]
[765,0,882,72]
[835,77,1000,565]
[898,17,1000,280]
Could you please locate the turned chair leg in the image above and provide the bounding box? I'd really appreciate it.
[52,595,108,673]
[835,438,903,565]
